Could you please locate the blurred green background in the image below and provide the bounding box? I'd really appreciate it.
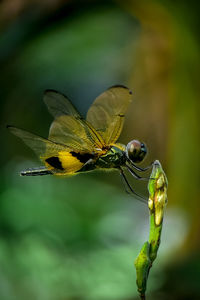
[0,0,200,299]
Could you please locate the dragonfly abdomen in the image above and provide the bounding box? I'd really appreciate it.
[20,167,53,176]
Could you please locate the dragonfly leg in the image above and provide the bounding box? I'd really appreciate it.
[127,165,156,181]
[127,158,153,172]
[126,165,150,181]
[119,168,147,203]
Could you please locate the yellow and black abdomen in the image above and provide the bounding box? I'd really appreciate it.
[44,151,95,175]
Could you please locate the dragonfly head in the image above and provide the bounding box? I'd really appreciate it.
[126,140,147,163]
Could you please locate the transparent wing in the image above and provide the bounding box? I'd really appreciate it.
[86,85,133,145]
[44,89,80,118]
[7,126,69,159]
[48,115,97,152]
[44,90,105,150]
[8,126,90,175]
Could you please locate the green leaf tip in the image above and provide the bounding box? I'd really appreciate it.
[134,242,151,297]
[148,160,168,226]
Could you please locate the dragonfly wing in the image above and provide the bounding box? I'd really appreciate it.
[7,126,67,157]
[44,90,106,150]
[44,89,80,118]
[7,126,88,175]
[48,115,99,152]
[86,85,133,145]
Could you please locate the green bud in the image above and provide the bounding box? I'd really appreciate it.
[148,160,168,226]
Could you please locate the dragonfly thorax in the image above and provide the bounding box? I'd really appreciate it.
[96,144,126,169]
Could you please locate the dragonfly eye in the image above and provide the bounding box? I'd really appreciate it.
[126,140,147,163]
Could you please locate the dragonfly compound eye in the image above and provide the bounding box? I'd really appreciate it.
[126,140,147,163]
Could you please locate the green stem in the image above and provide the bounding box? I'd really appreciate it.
[148,213,162,262]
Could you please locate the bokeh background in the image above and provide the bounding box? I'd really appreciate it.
[0,0,200,299]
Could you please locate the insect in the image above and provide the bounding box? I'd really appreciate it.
[8,85,151,198]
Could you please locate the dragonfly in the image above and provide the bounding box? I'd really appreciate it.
[7,85,151,199]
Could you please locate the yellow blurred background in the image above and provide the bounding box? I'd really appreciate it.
[0,0,200,299]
